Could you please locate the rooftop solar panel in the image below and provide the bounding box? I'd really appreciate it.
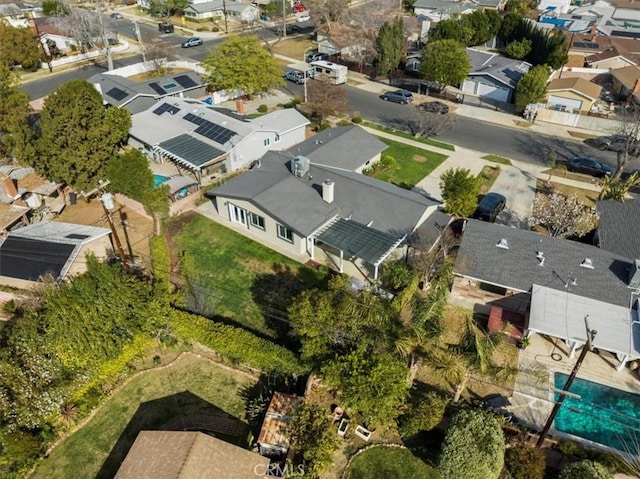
[184,112,207,125]
[174,74,198,88]
[106,87,128,101]
[65,233,90,240]
[574,41,599,49]
[194,122,236,144]
[153,103,181,116]
[148,82,166,95]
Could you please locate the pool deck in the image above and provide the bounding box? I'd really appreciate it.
[507,334,640,451]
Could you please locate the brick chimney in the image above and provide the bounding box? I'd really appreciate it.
[1,176,19,200]
[590,24,597,41]
[633,79,640,94]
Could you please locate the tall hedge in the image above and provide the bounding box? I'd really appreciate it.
[438,409,505,479]
[170,311,307,376]
[150,235,171,299]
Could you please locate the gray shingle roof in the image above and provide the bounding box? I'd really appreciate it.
[184,0,254,14]
[455,219,634,307]
[466,49,531,89]
[596,199,640,260]
[157,134,225,169]
[413,0,479,13]
[250,108,312,135]
[207,149,438,238]
[287,126,388,171]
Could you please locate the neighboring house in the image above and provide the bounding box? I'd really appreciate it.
[0,166,66,217]
[538,0,571,14]
[288,126,387,174]
[0,221,111,288]
[610,64,640,102]
[545,77,602,114]
[129,98,309,180]
[31,16,80,55]
[257,392,302,458]
[316,22,375,61]
[452,219,640,370]
[476,0,506,10]
[585,46,640,69]
[183,0,259,22]
[90,68,206,114]
[412,0,479,22]
[115,431,270,479]
[462,49,531,103]
[206,148,440,279]
[595,199,640,260]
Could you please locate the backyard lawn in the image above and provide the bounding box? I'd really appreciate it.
[31,354,256,479]
[169,213,329,342]
[344,446,441,479]
[372,137,448,189]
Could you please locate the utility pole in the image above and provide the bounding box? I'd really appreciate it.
[282,0,287,38]
[96,0,114,70]
[222,0,229,34]
[536,316,597,447]
[99,184,130,274]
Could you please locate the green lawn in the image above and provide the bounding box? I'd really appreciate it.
[171,214,329,341]
[362,121,455,151]
[345,446,441,479]
[32,355,256,479]
[478,165,502,195]
[372,137,448,189]
[482,154,512,166]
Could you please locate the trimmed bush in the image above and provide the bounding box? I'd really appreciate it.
[170,310,307,376]
[319,122,331,131]
[504,445,546,479]
[398,391,448,438]
[438,408,505,479]
[559,460,612,479]
[257,104,268,113]
[150,235,170,299]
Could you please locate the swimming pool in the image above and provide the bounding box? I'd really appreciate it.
[153,175,170,187]
[553,373,640,453]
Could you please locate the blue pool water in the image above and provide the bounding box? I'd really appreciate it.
[153,175,170,187]
[554,373,640,453]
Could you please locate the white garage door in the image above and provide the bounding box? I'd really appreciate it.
[548,95,583,113]
[461,79,510,103]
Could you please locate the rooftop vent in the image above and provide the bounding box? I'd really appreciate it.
[629,259,640,289]
[292,155,310,178]
[496,238,509,250]
[580,258,594,269]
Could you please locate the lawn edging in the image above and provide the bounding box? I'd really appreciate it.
[362,121,456,151]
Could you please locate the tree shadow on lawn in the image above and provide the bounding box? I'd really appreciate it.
[95,391,249,479]
[250,263,330,349]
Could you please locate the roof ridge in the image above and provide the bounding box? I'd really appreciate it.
[176,433,201,479]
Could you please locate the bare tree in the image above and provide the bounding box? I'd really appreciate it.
[530,191,598,238]
[146,40,175,75]
[55,1,116,70]
[304,0,350,32]
[342,0,394,70]
[306,77,349,123]
[611,106,640,179]
[408,109,456,138]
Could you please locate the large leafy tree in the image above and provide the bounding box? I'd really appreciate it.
[438,409,505,479]
[514,64,550,113]
[0,62,34,163]
[288,402,338,477]
[202,35,284,96]
[0,23,42,71]
[35,79,130,190]
[375,17,405,77]
[531,192,598,238]
[428,19,473,45]
[420,40,470,89]
[439,167,480,217]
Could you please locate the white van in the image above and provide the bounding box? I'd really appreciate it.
[309,60,348,85]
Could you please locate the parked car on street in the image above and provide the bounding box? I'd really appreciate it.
[306,51,328,63]
[181,37,203,48]
[566,157,613,177]
[591,134,638,152]
[158,22,174,33]
[284,70,308,84]
[296,13,310,22]
[110,12,123,19]
[472,192,506,223]
[417,101,449,114]
[381,90,413,104]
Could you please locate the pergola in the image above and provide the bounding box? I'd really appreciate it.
[309,218,405,280]
[527,284,640,371]
[154,134,226,182]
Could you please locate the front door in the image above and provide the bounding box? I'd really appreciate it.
[229,204,247,226]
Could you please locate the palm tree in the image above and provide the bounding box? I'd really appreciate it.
[425,315,518,403]
[56,402,78,428]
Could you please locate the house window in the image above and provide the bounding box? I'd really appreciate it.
[274,134,280,143]
[277,224,294,243]
[250,213,265,230]
[264,138,271,147]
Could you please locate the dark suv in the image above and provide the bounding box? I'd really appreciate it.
[158,22,174,33]
[472,192,506,223]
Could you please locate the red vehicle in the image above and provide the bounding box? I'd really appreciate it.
[293,4,305,13]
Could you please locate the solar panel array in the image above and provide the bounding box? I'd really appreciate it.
[574,42,599,49]
[106,87,128,101]
[183,113,237,144]
[148,82,166,95]
[174,75,198,88]
[153,103,181,116]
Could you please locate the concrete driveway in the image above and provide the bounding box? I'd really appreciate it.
[491,160,541,229]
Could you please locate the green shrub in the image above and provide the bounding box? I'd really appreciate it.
[352,116,363,124]
[438,408,505,479]
[211,26,219,32]
[380,154,396,169]
[196,27,207,32]
[337,119,351,126]
[319,122,331,131]
[1,429,43,475]
[257,104,268,113]
[555,440,588,459]
[170,310,307,375]
[150,235,170,300]
[504,446,546,479]
[398,391,448,438]
[559,460,612,479]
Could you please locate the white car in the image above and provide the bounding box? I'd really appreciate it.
[296,13,310,22]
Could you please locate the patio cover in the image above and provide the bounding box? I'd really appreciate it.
[529,284,640,368]
[155,134,225,172]
[316,218,404,267]
[165,176,198,195]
